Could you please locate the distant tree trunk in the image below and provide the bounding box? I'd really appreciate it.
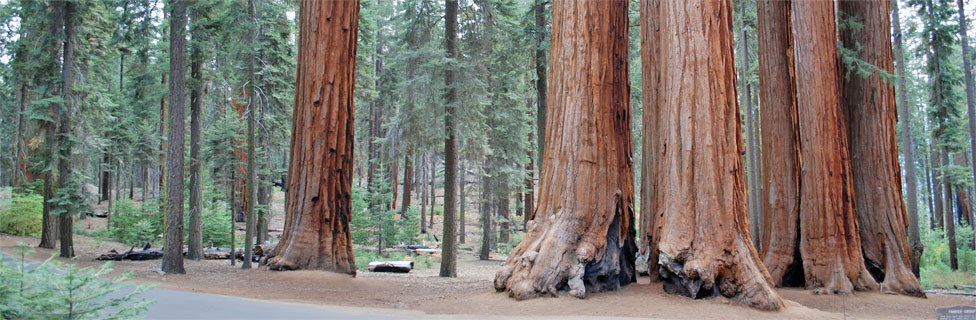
[738,0,762,250]
[932,144,945,229]
[39,0,65,251]
[420,153,427,234]
[229,171,236,266]
[12,84,26,188]
[792,0,877,294]
[838,0,924,297]
[243,0,257,270]
[57,1,76,259]
[891,0,923,278]
[641,0,783,310]
[956,0,976,197]
[159,70,167,203]
[429,158,436,229]
[440,0,460,278]
[187,5,205,261]
[162,0,187,274]
[534,0,547,168]
[401,151,412,219]
[925,158,936,229]
[497,182,510,244]
[108,160,117,229]
[100,153,111,202]
[757,0,802,288]
[266,0,358,274]
[479,172,491,260]
[458,159,466,244]
[523,155,534,232]
[953,153,974,228]
[495,0,636,300]
[257,134,272,245]
[941,150,958,270]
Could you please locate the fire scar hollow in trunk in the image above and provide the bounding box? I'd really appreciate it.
[493,0,637,300]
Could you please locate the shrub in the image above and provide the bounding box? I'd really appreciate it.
[0,243,155,319]
[200,202,232,247]
[110,199,158,246]
[0,192,44,236]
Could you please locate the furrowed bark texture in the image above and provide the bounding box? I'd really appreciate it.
[838,0,924,297]
[57,0,75,259]
[637,0,661,279]
[792,0,876,294]
[757,0,802,288]
[494,0,636,300]
[266,0,359,274]
[642,0,784,311]
[162,0,186,274]
[39,0,65,251]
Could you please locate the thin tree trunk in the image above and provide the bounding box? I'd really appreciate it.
[401,151,412,219]
[953,153,974,228]
[13,84,25,187]
[956,0,976,199]
[187,4,204,261]
[932,143,945,229]
[266,0,358,274]
[100,153,111,202]
[479,172,491,260]
[641,0,783,309]
[429,157,436,229]
[925,156,936,229]
[57,0,76,259]
[495,0,636,299]
[162,0,187,274]
[523,155,534,232]
[420,153,427,234]
[534,0,547,168]
[458,159,465,244]
[637,0,661,278]
[757,0,802,288]
[243,0,257,270]
[839,0,924,297]
[891,0,923,278]
[497,181,509,245]
[739,0,762,250]
[229,171,236,266]
[942,150,958,270]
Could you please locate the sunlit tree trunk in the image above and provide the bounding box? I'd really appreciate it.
[641,0,783,310]
[838,0,924,297]
[266,0,359,274]
[494,0,636,300]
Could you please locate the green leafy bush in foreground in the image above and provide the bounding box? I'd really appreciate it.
[0,192,44,236]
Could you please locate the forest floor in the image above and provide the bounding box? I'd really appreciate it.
[1,189,974,319]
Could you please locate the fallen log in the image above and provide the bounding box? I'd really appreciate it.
[368,261,413,273]
[926,289,976,297]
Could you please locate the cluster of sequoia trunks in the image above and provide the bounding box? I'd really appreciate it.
[267,0,924,312]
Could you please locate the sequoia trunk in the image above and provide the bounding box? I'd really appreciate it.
[792,0,876,294]
[757,0,802,288]
[838,0,924,297]
[641,0,783,310]
[494,0,636,300]
[266,0,358,274]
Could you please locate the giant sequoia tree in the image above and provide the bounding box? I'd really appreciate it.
[759,0,877,294]
[838,0,924,297]
[266,0,359,274]
[493,0,636,300]
[639,0,783,311]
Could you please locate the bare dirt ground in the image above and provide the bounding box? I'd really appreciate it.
[2,188,973,319]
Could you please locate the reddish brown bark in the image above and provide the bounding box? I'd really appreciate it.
[637,0,661,279]
[757,0,802,288]
[640,0,783,310]
[792,0,877,294]
[839,0,924,297]
[267,0,358,274]
[494,0,635,299]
